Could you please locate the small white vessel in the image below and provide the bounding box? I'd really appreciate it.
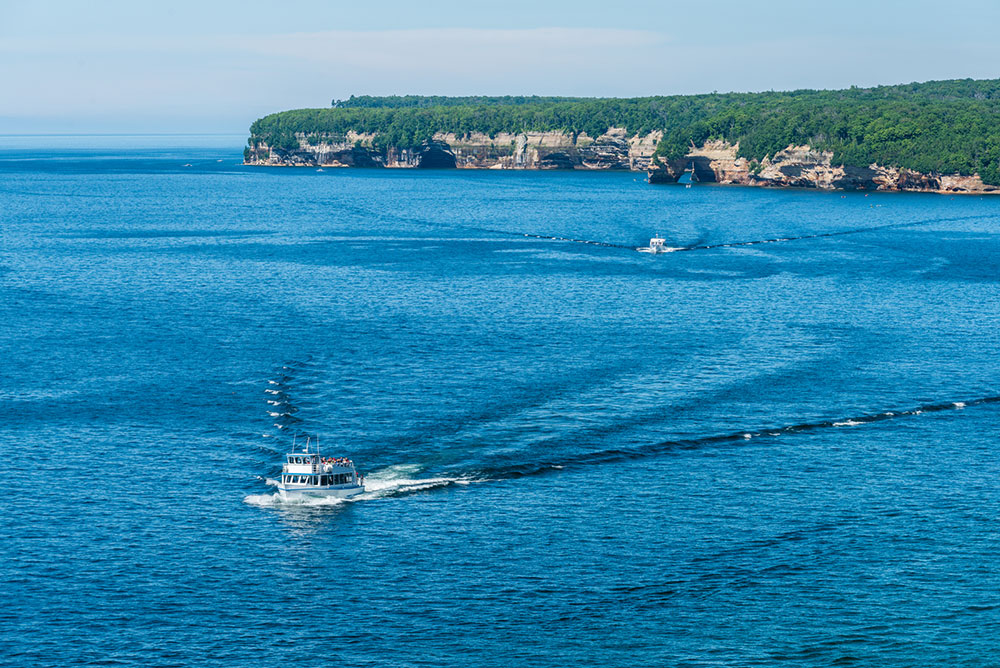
[637,235,674,254]
[276,436,365,501]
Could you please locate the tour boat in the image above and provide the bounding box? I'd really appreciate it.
[637,235,675,254]
[276,437,365,500]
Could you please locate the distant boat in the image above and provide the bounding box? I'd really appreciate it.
[316,168,324,172]
[637,235,677,254]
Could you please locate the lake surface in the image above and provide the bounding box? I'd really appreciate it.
[3,141,1000,666]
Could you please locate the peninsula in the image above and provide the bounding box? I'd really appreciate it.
[245,79,1000,193]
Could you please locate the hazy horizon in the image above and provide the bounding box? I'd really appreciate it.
[4,0,1000,134]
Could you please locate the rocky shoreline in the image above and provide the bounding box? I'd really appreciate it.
[244,128,663,171]
[648,141,998,195]
[244,132,998,195]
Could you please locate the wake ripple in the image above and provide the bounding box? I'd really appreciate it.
[377,209,635,249]
[246,392,1000,507]
[668,214,993,253]
[366,208,993,255]
[464,394,1000,481]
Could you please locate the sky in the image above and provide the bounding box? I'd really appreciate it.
[2,0,1000,134]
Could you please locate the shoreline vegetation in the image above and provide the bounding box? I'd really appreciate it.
[245,79,1000,194]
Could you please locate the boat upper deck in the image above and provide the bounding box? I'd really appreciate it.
[283,453,356,475]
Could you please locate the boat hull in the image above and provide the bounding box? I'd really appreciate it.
[278,484,365,501]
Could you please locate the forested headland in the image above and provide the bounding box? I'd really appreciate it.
[247,79,1000,184]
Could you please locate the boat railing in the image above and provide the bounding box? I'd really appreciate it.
[282,463,357,473]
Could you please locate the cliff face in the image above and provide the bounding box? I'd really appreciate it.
[649,140,1000,194]
[244,133,997,194]
[243,128,663,171]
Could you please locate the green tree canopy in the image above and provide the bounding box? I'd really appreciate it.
[249,79,1000,184]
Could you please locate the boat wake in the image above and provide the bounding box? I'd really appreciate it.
[360,469,471,499]
[243,492,349,508]
[663,213,993,253]
[249,362,1000,508]
[460,392,1000,481]
[247,392,1000,509]
[351,204,994,256]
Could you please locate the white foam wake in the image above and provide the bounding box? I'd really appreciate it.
[358,463,471,499]
[243,492,349,508]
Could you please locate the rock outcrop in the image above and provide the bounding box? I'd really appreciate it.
[244,128,663,171]
[648,140,1000,195]
[244,132,998,194]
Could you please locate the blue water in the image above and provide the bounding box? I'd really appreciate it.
[3,141,1000,666]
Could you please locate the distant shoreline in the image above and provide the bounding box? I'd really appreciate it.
[245,80,1000,194]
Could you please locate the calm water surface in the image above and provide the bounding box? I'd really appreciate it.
[3,142,1000,666]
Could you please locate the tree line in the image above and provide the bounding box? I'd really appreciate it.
[249,79,1000,183]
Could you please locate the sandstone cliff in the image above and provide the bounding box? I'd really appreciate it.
[244,128,663,171]
[649,140,999,195]
[244,133,997,194]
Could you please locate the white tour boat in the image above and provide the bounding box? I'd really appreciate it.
[637,235,675,254]
[276,437,365,501]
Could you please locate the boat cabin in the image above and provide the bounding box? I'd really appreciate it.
[280,472,357,487]
[280,452,359,488]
